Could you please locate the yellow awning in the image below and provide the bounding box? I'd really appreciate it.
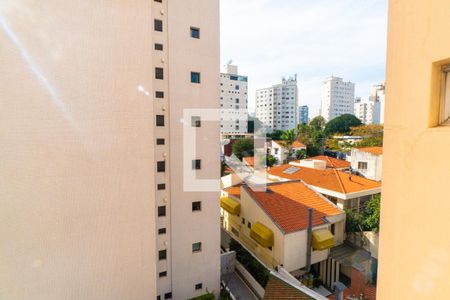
[220,197,241,215]
[250,222,274,248]
[312,229,335,251]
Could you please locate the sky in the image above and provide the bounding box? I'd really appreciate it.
[220,0,388,118]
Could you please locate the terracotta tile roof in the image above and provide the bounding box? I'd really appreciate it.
[223,184,242,199]
[307,155,351,169]
[245,181,342,234]
[264,274,318,300]
[273,140,306,149]
[268,165,381,194]
[356,147,383,156]
[243,156,254,167]
[292,141,307,148]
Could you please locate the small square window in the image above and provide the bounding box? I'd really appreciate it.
[157,161,166,172]
[157,183,166,190]
[158,228,167,235]
[157,296,161,300]
[191,116,201,127]
[190,27,200,39]
[164,293,172,300]
[247,222,251,229]
[191,72,201,83]
[192,201,201,212]
[440,65,450,125]
[157,138,165,145]
[155,43,163,51]
[358,162,368,170]
[158,206,166,217]
[155,67,164,80]
[159,250,167,260]
[154,19,163,32]
[192,242,202,253]
[154,0,162,2]
[159,271,167,278]
[192,159,201,170]
[156,115,165,126]
[155,91,164,98]
[195,283,203,290]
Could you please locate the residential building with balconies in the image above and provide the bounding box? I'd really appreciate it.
[220,181,345,288]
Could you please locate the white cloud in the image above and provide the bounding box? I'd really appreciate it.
[220,0,388,118]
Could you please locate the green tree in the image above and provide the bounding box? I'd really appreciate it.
[324,114,362,136]
[351,124,384,147]
[267,130,284,140]
[231,139,254,160]
[297,124,326,156]
[362,194,381,232]
[309,115,326,130]
[345,194,381,232]
[266,155,278,167]
[295,149,307,160]
[280,128,297,156]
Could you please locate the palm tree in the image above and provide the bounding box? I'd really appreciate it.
[280,129,297,160]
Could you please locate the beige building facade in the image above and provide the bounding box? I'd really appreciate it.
[0,1,220,300]
[378,0,450,299]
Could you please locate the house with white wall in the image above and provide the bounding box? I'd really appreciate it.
[270,140,306,164]
[350,147,383,181]
[220,181,345,288]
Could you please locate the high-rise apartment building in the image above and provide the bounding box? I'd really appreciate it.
[1,1,220,300]
[298,105,309,125]
[220,64,248,134]
[354,83,385,125]
[354,97,381,125]
[320,76,355,121]
[255,77,298,131]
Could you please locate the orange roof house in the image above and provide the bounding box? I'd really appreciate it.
[306,155,351,169]
[356,147,383,156]
[267,164,381,209]
[245,181,343,234]
[220,180,346,273]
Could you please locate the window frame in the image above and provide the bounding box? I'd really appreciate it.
[192,159,201,170]
[191,72,201,84]
[159,249,167,260]
[192,242,202,253]
[154,19,163,32]
[192,201,202,212]
[440,64,450,125]
[190,27,200,39]
[156,115,165,127]
[157,161,166,172]
[155,67,164,80]
[158,206,166,217]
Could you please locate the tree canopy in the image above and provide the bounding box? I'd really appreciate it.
[309,115,326,130]
[324,114,362,136]
[231,139,254,160]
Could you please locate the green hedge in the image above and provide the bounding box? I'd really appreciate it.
[188,292,215,300]
[229,239,270,287]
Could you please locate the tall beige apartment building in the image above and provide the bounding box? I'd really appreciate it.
[0,1,220,300]
[378,0,450,299]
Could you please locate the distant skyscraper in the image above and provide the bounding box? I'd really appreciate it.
[354,83,385,125]
[255,76,298,131]
[299,105,309,124]
[220,64,248,134]
[320,76,355,121]
[354,97,381,124]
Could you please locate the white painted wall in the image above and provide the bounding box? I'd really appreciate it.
[350,149,383,181]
